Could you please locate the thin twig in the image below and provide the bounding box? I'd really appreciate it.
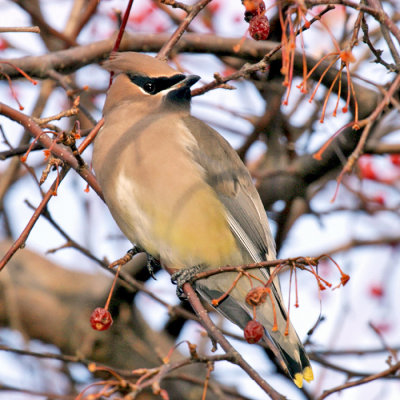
[157,0,212,60]
[361,15,397,72]
[0,102,102,197]
[33,98,80,125]
[0,26,40,33]
[0,118,103,272]
[24,200,106,267]
[0,128,93,160]
[317,360,400,400]
[339,73,400,175]
[0,344,90,364]
[182,282,285,400]
[305,0,400,45]
[161,0,191,13]
[111,0,134,53]
[191,5,334,97]
[366,0,400,65]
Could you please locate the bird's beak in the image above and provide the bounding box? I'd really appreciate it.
[165,75,201,104]
[171,75,200,90]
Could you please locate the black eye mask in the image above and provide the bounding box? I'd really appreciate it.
[127,74,186,95]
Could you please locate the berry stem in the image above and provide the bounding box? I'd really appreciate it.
[104,265,121,311]
[211,272,243,306]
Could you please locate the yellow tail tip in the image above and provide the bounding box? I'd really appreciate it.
[293,373,303,388]
[294,367,313,388]
[303,366,314,382]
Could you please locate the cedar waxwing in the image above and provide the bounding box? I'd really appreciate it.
[92,52,313,388]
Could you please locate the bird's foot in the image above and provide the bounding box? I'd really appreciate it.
[146,254,161,280]
[114,246,160,280]
[128,246,160,279]
[171,265,206,300]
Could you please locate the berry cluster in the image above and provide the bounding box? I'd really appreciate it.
[242,0,270,41]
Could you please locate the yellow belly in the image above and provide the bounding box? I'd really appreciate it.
[150,185,241,268]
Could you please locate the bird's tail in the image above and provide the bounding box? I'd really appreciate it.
[196,269,313,388]
[256,298,313,388]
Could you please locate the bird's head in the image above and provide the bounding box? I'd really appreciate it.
[102,52,200,115]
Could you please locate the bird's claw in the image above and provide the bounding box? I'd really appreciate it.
[128,245,160,280]
[146,254,161,280]
[171,265,205,300]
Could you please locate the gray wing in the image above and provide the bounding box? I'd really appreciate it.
[183,117,313,382]
[182,115,276,263]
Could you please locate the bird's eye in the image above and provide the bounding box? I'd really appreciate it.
[143,82,156,94]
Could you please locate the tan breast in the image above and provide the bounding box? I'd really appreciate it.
[93,107,241,268]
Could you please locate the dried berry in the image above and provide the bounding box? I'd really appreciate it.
[90,307,113,331]
[246,287,267,306]
[244,1,265,22]
[249,15,270,41]
[244,320,264,344]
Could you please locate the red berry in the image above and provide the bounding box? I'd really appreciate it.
[90,307,113,331]
[244,320,264,344]
[0,38,8,51]
[208,0,221,14]
[390,154,400,167]
[359,160,377,180]
[369,284,384,298]
[372,194,385,205]
[249,15,270,41]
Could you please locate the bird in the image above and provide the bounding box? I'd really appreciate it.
[92,51,313,388]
